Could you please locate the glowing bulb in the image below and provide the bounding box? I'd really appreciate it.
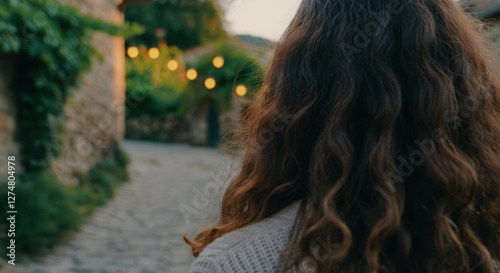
[235,85,247,97]
[127,46,139,58]
[212,56,224,68]
[205,78,216,90]
[167,60,179,71]
[186,69,198,80]
[148,47,160,59]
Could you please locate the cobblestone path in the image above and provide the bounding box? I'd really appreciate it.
[7,140,235,273]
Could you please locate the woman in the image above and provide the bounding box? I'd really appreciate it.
[186,0,500,272]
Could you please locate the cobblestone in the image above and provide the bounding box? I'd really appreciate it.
[7,140,235,273]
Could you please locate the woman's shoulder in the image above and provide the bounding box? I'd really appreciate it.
[189,202,300,273]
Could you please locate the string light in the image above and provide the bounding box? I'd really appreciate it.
[127,46,139,58]
[205,78,216,90]
[167,60,179,71]
[212,56,224,68]
[235,85,247,97]
[148,47,160,59]
[186,69,198,80]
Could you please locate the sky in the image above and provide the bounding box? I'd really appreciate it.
[224,0,303,41]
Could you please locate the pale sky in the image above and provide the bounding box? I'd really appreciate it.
[224,0,303,41]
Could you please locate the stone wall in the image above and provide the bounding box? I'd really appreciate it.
[0,1,125,183]
[53,0,125,185]
[188,96,247,146]
[125,114,191,143]
[0,60,17,181]
[125,95,245,146]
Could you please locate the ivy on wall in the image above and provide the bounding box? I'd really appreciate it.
[0,0,142,171]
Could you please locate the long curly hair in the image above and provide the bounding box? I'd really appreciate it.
[186,0,500,272]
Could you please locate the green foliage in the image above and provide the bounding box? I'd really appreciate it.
[75,148,130,217]
[125,42,265,122]
[125,0,227,49]
[0,148,130,258]
[0,170,81,256]
[188,42,265,111]
[114,147,131,171]
[126,44,187,118]
[0,0,142,171]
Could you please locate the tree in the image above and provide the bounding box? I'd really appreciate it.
[124,0,227,49]
[187,42,265,111]
[125,43,187,119]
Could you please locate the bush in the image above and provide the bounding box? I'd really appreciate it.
[115,145,131,170]
[0,147,131,259]
[125,44,187,119]
[0,171,81,257]
[187,42,265,111]
[75,148,130,216]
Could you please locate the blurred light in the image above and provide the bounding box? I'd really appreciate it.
[127,46,139,58]
[213,56,225,68]
[186,69,198,80]
[155,28,166,39]
[167,60,179,71]
[235,85,247,97]
[205,78,216,90]
[148,47,160,59]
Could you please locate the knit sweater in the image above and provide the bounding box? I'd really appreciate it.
[189,202,500,273]
[189,202,300,273]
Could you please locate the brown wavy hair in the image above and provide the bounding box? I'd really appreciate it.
[185,0,500,272]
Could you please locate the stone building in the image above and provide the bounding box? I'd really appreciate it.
[53,0,126,185]
[0,0,126,184]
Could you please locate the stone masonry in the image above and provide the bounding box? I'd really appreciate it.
[0,1,125,183]
[53,0,126,185]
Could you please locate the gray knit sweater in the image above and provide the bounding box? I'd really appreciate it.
[189,202,500,273]
[189,202,300,273]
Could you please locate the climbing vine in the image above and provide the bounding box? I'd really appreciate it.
[0,0,142,171]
